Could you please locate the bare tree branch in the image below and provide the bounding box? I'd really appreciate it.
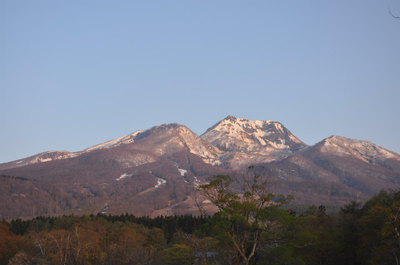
[389,5,400,18]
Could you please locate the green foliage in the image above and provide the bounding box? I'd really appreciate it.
[356,190,400,265]
[162,244,194,265]
[258,245,306,265]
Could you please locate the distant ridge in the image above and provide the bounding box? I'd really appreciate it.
[1,116,399,219]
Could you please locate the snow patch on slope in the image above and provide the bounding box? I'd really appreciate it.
[85,131,143,152]
[176,126,222,165]
[178,168,187,176]
[193,176,201,187]
[116,173,131,181]
[155,178,167,188]
[13,151,79,167]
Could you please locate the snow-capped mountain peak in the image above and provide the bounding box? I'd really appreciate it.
[319,135,399,163]
[200,116,307,168]
[201,115,306,152]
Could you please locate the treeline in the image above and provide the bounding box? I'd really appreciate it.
[7,214,209,243]
[1,190,400,265]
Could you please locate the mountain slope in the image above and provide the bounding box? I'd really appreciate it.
[0,123,227,218]
[0,124,222,171]
[257,136,400,207]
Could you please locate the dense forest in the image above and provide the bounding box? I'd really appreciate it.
[2,176,400,265]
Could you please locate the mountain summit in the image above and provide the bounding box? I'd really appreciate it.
[201,116,307,168]
[316,135,400,164]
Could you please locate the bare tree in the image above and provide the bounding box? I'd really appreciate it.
[198,168,292,265]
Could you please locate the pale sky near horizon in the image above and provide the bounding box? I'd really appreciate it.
[1,0,400,163]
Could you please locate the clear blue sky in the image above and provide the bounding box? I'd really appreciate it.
[1,0,400,163]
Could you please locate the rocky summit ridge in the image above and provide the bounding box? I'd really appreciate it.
[201,116,307,168]
[203,115,305,152]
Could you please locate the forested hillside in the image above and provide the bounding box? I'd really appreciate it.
[2,189,400,265]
